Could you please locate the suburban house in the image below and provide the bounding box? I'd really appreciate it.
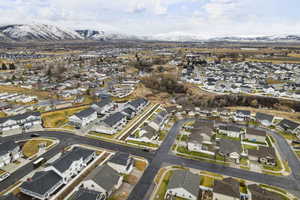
[187,124,214,153]
[218,139,243,163]
[91,98,114,116]
[148,110,169,131]
[70,188,106,200]
[248,184,283,200]
[218,125,244,138]
[165,170,200,200]
[107,152,134,174]
[126,98,148,113]
[138,125,158,143]
[0,112,42,133]
[20,170,64,200]
[46,147,96,183]
[0,141,21,167]
[213,178,240,200]
[82,164,123,198]
[277,119,300,134]
[97,112,127,134]
[122,107,136,119]
[255,112,274,127]
[69,108,97,128]
[248,146,276,166]
[234,110,251,121]
[245,128,267,143]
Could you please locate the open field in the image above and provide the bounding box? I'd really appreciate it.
[0,85,53,99]
[22,138,54,158]
[42,105,89,128]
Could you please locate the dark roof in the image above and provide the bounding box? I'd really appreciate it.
[219,139,242,155]
[122,107,135,116]
[213,178,240,198]
[236,110,251,116]
[109,152,130,166]
[84,164,120,192]
[165,106,177,113]
[0,141,19,156]
[256,112,274,123]
[0,194,19,200]
[70,188,105,200]
[20,170,62,196]
[167,170,199,197]
[278,119,300,131]
[193,120,214,129]
[93,98,112,108]
[157,110,168,119]
[74,108,96,119]
[219,125,242,133]
[52,147,95,173]
[103,112,126,127]
[248,146,276,159]
[246,128,266,137]
[128,98,147,109]
[0,112,40,123]
[248,184,282,200]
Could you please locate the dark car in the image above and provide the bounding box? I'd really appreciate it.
[30,133,40,137]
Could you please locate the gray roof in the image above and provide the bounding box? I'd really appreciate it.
[71,189,105,200]
[0,141,19,157]
[278,119,300,131]
[167,170,199,197]
[213,178,240,198]
[256,112,274,123]
[219,125,242,133]
[0,112,40,124]
[236,110,251,116]
[104,112,125,127]
[246,128,266,137]
[219,139,242,155]
[74,108,96,119]
[193,120,214,129]
[93,98,112,109]
[84,164,121,192]
[20,170,62,196]
[122,107,135,116]
[128,98,147,109]
[248,184,282,200]
[109,152,130,166]
[248,146,276,159]
[52,147,95,173]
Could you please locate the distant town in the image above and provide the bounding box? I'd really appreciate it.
[0,31,300,200]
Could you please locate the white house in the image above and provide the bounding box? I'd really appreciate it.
[107,152,133,174]
[165,170,200,200]
[20,170,64,200]
[82,164,123,198]
[96,112,127,135]
[218,125,243,138]
[0,141,21,167]
[46,147,96,183]
[69,108,97,128]
[91,98,114,115]
[0,112,42,133]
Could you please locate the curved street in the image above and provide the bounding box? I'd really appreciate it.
[0,119,300,199]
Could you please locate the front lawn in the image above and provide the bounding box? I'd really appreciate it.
[22,139,54,158]
[201,176,214,187]
[177,146,215,160]
[154,171,173,200]
[127,140,159,148]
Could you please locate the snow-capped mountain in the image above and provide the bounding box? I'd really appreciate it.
[75,29,105,40]
[145,32,208,42]
[0,24,83,41]
[210,35,300,42]
[1,23,300,43]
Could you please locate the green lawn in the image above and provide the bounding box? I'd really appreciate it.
[127,140,159,148]
[177,146,215,159]
[154,171,173,200]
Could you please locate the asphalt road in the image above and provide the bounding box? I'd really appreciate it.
[1,119,300,199]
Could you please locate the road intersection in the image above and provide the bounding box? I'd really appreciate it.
[0,119,300,199]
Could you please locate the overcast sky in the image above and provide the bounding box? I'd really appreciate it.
[1,0,300,37]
